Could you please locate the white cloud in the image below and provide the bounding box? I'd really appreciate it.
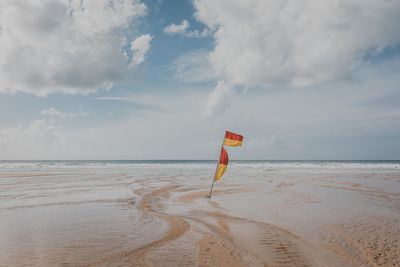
[130,34,153,66]
[193,0,400,87]
[0,0,147,96]
[204,81,233,117]
[164,20,210,38]
[40,107,88,118]
[184,28,210,38]
[164,20,189,35]
[0,119,63,153]
[41,108,68,118]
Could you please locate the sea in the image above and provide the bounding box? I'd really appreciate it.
[1,159,399,171]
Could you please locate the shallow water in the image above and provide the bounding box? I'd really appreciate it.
[0,166,170,266]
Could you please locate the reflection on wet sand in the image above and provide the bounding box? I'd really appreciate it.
[0,165,399,266]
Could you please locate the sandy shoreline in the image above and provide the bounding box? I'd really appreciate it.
[85,184,399,266]
[1,166,399,266]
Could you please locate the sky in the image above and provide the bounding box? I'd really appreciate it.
[0,0,399,160]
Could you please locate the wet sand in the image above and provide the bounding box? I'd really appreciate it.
[0,164,399,266]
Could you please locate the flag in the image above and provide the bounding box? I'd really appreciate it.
[214,146,229,181]
[223,131,244,147]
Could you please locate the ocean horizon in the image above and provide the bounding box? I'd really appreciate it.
[1,159,399,172]
[1,159,399,163]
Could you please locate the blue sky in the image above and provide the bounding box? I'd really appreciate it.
[0,0,399,159]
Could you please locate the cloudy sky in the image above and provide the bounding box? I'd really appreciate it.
[0,0,399,160]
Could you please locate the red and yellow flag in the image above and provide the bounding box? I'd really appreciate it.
[214,146,229,181]
[223,131,244,147]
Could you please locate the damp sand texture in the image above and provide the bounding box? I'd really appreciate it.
[0,160,399,266]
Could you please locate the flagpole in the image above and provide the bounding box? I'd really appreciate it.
[208,150,219,198]
[208,153,219,198]
[209,132,226,198]
[208,178,215,198]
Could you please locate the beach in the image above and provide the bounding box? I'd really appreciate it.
[0,161,399,266]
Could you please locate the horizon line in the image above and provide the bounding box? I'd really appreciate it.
[0,159,399,161]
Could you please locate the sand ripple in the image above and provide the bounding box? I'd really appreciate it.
[324,215,400,266]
